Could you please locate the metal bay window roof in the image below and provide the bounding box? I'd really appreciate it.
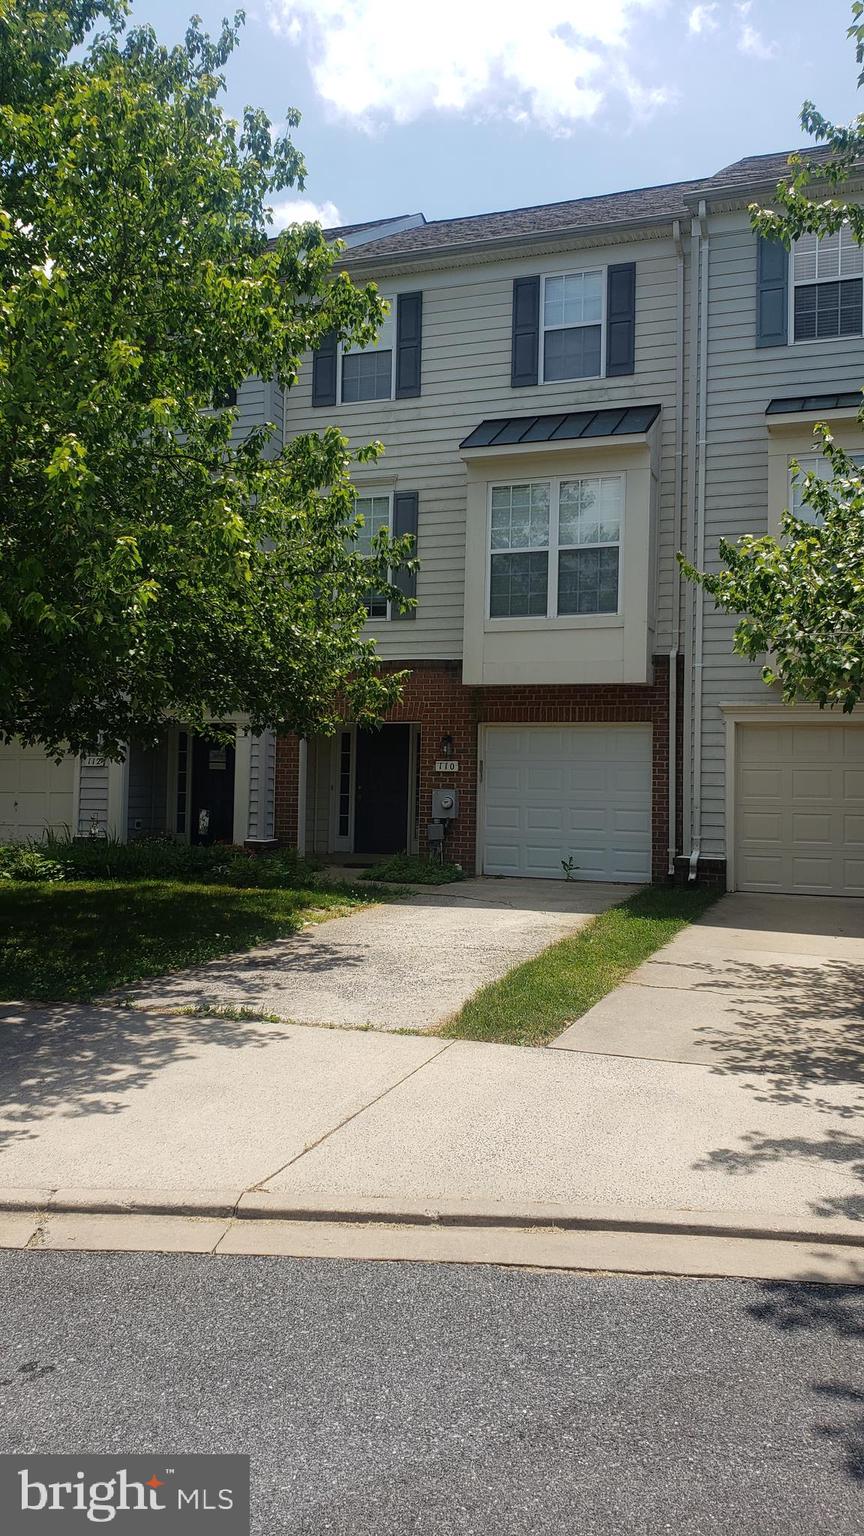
[766,392,863,415]
[459,405,660,450]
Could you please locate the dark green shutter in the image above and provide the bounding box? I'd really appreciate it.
[756,237,789,348]
[511,276,540,387]
[395,292,423,398]
[391,490,418,619]
[312,329,338,406]
[606,263,636,376]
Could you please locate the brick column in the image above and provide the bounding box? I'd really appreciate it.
[274,732,300,847]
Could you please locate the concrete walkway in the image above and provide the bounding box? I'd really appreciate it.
[118,877,624,1030]
[1,893,862,1235]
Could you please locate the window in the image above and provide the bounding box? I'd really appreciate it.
[557,477,622,614]
[355,493,391,617]
[542,270,603,382]
[340,298,394,402]
[212,385,238,409]
[789,453,864,525]
[489,476,622,619]
[489,483,550,617]
[792,230,863,342]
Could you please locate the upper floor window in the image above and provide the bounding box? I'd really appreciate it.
[792,230,863,342]
[542,270,604,382]
[790,452,864,524]
[355,493,391,617]
[489,475,622,619]
[340,299,395,402]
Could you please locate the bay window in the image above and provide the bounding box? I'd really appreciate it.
[789,452,864,524]
[489,475,623,620]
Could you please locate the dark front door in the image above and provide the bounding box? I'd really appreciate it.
[190,735,236,845]
[354,725,411,855]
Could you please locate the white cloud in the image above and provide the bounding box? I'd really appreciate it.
[687,3,718,35]
[268,196,343,230]
[735,1,777,59]
[266,0,670,133]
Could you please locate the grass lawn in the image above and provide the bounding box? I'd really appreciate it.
[439,885,719,1048]
[0,879,379,1003]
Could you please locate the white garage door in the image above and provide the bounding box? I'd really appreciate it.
[735,722,864,895]
[482,725,652,881]
[0,741,75,842]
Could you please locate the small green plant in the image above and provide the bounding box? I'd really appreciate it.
[0,845,65,882]
[363,853,464,885]
[561,856,579,881]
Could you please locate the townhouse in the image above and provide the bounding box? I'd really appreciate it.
[3,149,863,895]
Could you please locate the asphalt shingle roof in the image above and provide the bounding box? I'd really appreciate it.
[348,180,706,262]
[702,146,837,190]
[322,214,422,239]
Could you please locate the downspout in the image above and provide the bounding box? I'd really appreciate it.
[689,199,709,880]
[296,738,308,857]
[668,218,685,875]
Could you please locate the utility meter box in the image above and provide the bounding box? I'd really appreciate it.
[431,787,459,820]
[426,821,445,844]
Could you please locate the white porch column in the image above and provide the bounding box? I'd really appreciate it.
[106,751,129,842]
[233,729,252,846]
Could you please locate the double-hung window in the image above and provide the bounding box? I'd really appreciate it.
[542,270,604,381]
[789,452,864,525]
[340,298,395,402]
[792,230,863,342]
[489,476,623,619]
[355,493,391,617]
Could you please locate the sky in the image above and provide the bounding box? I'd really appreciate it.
[128,0,861,230]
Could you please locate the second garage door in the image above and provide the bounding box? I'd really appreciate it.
[481,724,652,882]
[0,741,75,842]
[736,721,864,895]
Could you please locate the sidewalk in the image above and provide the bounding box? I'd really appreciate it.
[1,995,860,1235]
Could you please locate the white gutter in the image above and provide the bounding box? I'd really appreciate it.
[688,199,709,880]
[668,219,686,875]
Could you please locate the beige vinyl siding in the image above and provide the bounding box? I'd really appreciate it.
[248,730,276,841]
[698,210,864,860]
[284,236,688,663]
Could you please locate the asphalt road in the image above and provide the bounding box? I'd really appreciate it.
[0,1250,861,1534]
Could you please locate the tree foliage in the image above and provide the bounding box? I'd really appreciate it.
[0,0,412,757]
[680,3,864,712]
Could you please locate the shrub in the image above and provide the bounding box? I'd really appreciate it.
[29,833,325,889]
[0,845,65,882]
[364,854,464,885]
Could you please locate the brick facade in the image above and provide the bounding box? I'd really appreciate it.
[275,657,681,881]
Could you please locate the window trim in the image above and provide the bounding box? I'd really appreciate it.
[338,295,396,403]
[540,267,607,385]
[788,231,864,346]
[355,489,395,621]
[485,473,624,625]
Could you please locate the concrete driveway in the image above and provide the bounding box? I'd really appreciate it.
[120,877,626,1031]
[553,893,864,1098]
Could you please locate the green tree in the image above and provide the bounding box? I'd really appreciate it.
[680,4,864,713]
[0,0,412,758]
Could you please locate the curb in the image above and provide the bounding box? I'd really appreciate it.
[2,1188,863,1250]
